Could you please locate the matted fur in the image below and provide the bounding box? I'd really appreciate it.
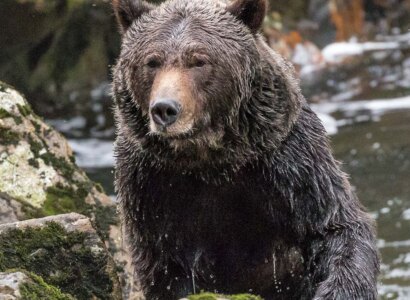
[112,0,379,299]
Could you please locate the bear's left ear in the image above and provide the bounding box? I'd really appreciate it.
[226,0,268,33]
[112,0,155,33]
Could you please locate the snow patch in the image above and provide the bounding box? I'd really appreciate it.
[322,41,400,63]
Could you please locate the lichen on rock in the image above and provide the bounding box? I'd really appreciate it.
[0,82,115,234]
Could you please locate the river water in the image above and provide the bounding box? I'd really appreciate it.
[325,105,410,299]
[47,36,410,299]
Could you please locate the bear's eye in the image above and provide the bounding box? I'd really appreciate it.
[190,55,208,68]
[193,59,206,68]
[145,57,162,69]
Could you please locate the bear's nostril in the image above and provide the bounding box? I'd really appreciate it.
[151,99,181,127]
[166,108,177,116]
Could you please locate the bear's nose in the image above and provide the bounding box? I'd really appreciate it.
[150,99,181,127]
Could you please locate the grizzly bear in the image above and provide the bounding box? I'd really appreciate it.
[112,0,380,299]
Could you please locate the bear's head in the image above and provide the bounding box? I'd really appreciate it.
[113,0,302,168]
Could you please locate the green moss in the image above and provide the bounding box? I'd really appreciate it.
[50,154,75,178]
[0,108,23,124]
[28,135,44,156]
[28,158,40,168]
[95,182,104,193]
[0,108,12,118]
[0,222,115,299]
[28,135,75,179]
[43,184,89,216]
[16,155,116,238]
[69,155,76,164]
[21,205,47,220]
[229,295,263,300]
[19,272,74,300]
[41,182,116,240]
[0,127,20,145]
[187,293,263,300]
[42,152,75,179]
[32,120,42,134]
[16,103,32,117]
[93,204,117,241]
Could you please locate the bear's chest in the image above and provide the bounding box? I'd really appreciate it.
[137,170,308,297]
[147,172,297,249]
[147,173,289,236]
[140,169,295,242]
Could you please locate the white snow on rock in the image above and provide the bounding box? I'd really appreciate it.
[311,95,410,136]
[322,41,400,64]
[311,95,410,116]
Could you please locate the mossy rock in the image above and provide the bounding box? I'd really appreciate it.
[0,82,115,236]
[183,293,263,300]
[0,83,138,299]
[0,270,74,300]
[0,213,122,299]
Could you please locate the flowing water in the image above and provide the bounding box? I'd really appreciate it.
[329,107,410,299]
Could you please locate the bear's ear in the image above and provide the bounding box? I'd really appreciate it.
[226,0,268,33]
[112,0,155,33]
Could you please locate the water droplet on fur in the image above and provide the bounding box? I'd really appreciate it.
[166,285,171,290]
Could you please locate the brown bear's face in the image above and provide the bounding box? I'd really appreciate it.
[113,0,268,152]
[127,33,221,140]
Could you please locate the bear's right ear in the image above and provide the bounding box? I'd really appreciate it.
[226,0,267,33]
[112,0,155,33]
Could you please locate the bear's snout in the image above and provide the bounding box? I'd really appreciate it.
[149,69,197,136]
[150,99,181,127]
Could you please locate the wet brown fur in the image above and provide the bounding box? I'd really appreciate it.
[112,0,379,299]
[149,69,199,136]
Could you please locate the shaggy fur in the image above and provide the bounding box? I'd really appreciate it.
[112,0,380,299]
